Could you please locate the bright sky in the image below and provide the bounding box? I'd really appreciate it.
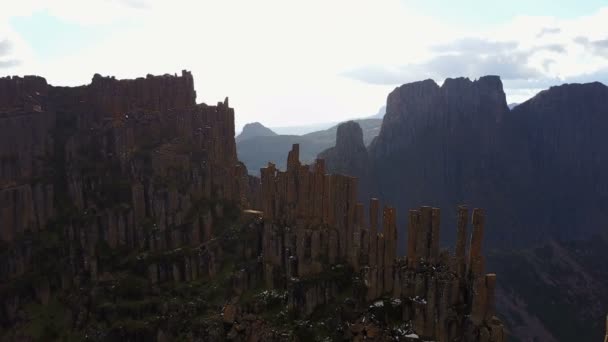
[1,0,607,130]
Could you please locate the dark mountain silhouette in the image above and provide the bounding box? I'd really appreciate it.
[236,122,277,142]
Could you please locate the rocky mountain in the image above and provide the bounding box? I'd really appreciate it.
[318,121,371,202]
[237,118,381,175]
[359,77,608,247]
[0,71,505,341]
[236,122,277,143]
[318,75,608,341]
[368,76,507,246]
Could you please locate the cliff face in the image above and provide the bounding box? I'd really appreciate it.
[368,76,508,246]
[364,77,608,247]
[0,71,244,243]
[498,82,608,242]
[0,72,252,340]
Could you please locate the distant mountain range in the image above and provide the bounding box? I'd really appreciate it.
[241,105,386,136]
[236,122,277,143]
[236,118,382,175]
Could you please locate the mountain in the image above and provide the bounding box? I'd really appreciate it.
[267,106,386,135]
[368,76,507,246]
[508,102,519,110]
[318,121,371,201]
[236,121,277,142]
[359,77,608,247]
[237,118,381,174]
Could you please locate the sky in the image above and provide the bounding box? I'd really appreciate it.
[1,0,607,130]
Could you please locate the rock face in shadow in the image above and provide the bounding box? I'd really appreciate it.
[367,76,507,246]
[357,76,608,247]
[319,121,371,201]
[497,82,608,242]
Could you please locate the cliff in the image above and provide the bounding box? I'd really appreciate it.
[365,77,608,247]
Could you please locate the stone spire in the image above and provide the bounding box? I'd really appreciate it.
[455,205,468,277]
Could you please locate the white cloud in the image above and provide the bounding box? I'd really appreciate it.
[1,1,608,127]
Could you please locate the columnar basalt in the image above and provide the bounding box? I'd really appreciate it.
[1,72,506,341]
[0,72,249,328]
[253,144,505,341]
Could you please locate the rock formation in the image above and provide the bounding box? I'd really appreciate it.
[0,72,504,341]
[361,77,608,247]
[250,144,505,341]
[0,71,253,340]
[318,121,372,204]
[315,76,608,340]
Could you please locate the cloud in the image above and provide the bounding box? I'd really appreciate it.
[0,39,11,55]
[0,60,20,68]
[432,38,518,54]
[0,39,21,69]
[535,44,566,53]
[343,37,544,85]
[114,0,151,10]
[574,36,608,57]
[537,27,561,38]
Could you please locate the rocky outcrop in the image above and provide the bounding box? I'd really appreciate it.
[251,144,505,341]
[0,71,249,311]
[318,121,370,188]
[366,76,507,246]
[363,77,608,247]
[236,122,277,142]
